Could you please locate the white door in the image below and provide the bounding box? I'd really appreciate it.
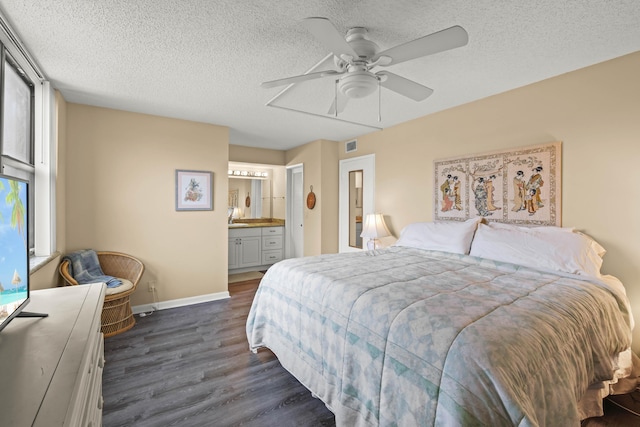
[339,154,375,253]
[286,164,304,258]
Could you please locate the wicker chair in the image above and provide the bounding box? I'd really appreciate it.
[59,251,145,338]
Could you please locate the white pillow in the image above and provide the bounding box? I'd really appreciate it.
[487,221,606,258]
[575,231,607,258]
[469,223,604,277]
[486,221,575,234]
[395,217,481,255]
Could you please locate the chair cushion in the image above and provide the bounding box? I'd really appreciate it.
[104,278,134,296]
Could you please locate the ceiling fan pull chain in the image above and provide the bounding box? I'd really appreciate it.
[378,78,382,122]
[334,79,338,117]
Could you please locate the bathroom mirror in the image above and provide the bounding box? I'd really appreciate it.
[229,178,268,219]
[349,170,363,248]
[228,162,287,220]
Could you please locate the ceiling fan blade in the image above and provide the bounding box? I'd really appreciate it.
[374,25,468,66]
[377,71,433,101]
[327,93,349,115]
[261,70,341,88]
[303,17,359,60]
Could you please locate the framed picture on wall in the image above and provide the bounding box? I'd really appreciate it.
[434,142,561,226]
[175,169,213,211]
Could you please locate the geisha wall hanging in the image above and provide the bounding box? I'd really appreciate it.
[433,142,561,225]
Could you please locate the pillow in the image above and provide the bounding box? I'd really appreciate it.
[486,221,575,234]
[395,217,481,255]
[575,231,607,258]
[469,223,604,277]
[487,221,606,258]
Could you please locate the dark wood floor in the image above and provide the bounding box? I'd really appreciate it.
[103,279,640,427]
[582,393,640,426]
[102,279,336,427]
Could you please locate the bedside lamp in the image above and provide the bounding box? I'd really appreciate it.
[360,213,391,250]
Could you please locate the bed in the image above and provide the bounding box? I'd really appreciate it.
[246,219,635,426]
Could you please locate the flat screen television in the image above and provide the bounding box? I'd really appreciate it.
[0,173,46,332]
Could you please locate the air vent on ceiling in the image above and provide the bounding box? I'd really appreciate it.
[345,139,357,153]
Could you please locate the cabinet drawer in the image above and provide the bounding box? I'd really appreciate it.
[229,227,261,238]
[82,335,104,427]
[262,250,283,265]
[261,226,283,236]
[262,235,282,250]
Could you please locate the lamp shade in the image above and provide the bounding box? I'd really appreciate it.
[360,213,391,239]
[354,171,363,189]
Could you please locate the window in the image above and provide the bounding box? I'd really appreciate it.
[0,14,54,263]
[0,50,35,251]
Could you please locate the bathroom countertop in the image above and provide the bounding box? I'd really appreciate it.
[228,218,285,228]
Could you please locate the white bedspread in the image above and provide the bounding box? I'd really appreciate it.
[246,247,633,426]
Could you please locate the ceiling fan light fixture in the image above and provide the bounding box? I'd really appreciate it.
[339,70,378,98]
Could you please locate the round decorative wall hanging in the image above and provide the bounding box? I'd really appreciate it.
[306,185,316,209]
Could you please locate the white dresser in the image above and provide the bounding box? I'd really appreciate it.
[0,283,106,426]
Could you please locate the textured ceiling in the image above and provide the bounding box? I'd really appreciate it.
[0,0,639,150]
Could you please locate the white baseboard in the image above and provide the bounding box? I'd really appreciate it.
[132,291,230,314]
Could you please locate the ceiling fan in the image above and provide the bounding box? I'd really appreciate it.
[261,17,469,115]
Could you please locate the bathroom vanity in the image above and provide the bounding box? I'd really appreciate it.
[228,220,284,273]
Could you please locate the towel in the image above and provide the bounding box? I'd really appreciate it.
[63,249,122,288]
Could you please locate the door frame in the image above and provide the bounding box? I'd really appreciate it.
[286,163,304,259]
[339,154,375,253]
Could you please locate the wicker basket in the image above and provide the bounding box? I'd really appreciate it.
[59,251,145,338]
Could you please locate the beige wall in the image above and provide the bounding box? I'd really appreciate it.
[286,139,339,255]
[340,51,640,352]
[319,140,339,254]
[229,144,285,165]
[65,104,229,306]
